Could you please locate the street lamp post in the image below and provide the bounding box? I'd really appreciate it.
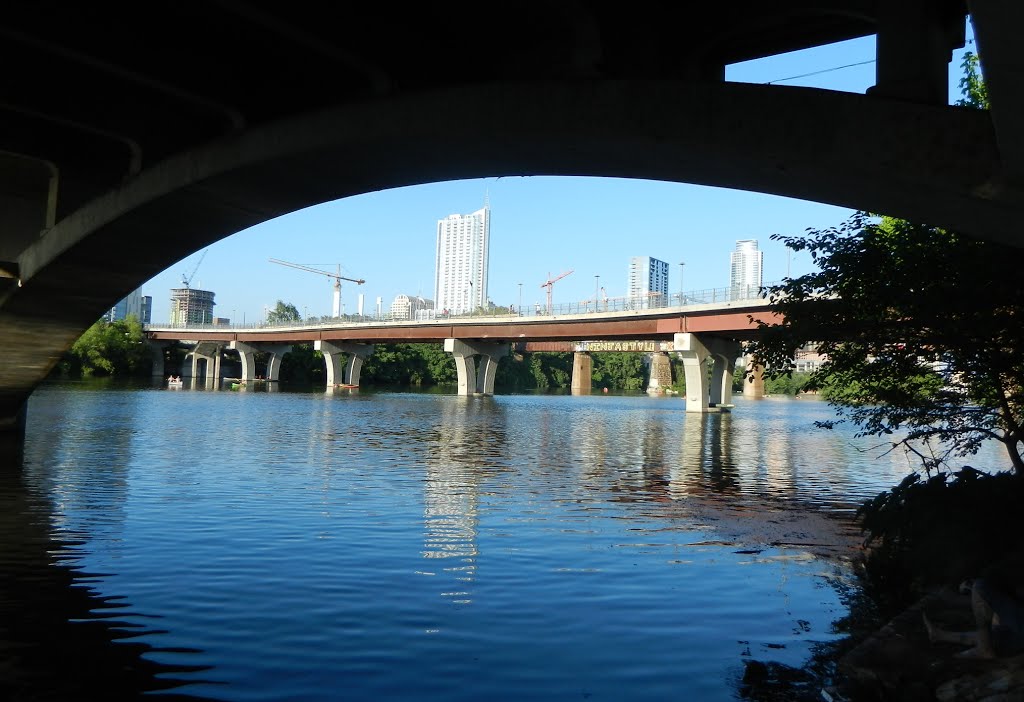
[679,261,685,305]
[594,275,600,312]
[518,282,523,316]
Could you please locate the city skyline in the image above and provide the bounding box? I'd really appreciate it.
[137,30,978,325]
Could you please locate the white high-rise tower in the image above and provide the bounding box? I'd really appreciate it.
[730,239,763,299]
[434,203,490,315]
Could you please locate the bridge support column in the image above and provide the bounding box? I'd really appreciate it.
[149,341,170,379]
[674,333,740,412]
[260,345,294,382]
[646,352,673,394]
[571,352,592,394]
[676,333,710,412]
[228,341,258,381]
[444,339,509,396]
[314,341,375,386]
[742,356,766,399]
[709,341,742,407]
[190,341,223,388]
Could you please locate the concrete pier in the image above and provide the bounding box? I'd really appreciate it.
[314,341,375,387]
[444,339,509,396]
[571,352,592,394]
[674,333,741,412]
[742,356,766,399]
[646,352,673,394]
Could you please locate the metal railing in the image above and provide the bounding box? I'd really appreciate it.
[148,283,775,332]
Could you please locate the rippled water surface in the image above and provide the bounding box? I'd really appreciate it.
[4,383,1009,700]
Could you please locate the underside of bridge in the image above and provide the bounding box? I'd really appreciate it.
[2,1,1023,435]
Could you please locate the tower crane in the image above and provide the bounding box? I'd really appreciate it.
[181,248,209,289]
[269,259,365,317]
[540,269,573,312]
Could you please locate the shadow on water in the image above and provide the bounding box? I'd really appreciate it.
[0,446,221,701]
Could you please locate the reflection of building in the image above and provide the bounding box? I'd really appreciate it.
[170,288,215,325]
[730,239,763,299]
[390,294,435,320]
[434,203,490,315]
[627,256,669,308]
[105,289,151,323]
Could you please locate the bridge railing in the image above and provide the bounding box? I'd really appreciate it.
[148,283,774,331]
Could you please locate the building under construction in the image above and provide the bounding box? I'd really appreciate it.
[169,288,215,325]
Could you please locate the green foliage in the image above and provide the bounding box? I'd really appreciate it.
[277,344,324,384]
[763,371,812,396]
[746,212,1024,474]
[956,51,988,109]
[592,353,647,391]
[63,317,151,377]
[266,300,301,324]
[361,344,456,386]
[855,468,1024,616]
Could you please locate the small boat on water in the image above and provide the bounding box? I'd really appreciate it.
[167,376,184,388]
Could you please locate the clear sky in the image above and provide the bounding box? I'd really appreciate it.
[143,22,978,325]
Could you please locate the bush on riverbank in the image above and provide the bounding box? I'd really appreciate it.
[855,466,1024,617]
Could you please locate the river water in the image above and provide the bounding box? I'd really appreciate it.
[2,382,1009,701]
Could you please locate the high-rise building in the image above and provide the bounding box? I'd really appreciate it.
[627,256,669,308]
[730,239,763,299]
[105,288,145,322]
[434,204,490,315]
[390,294,435,320]
[170,288,216,325]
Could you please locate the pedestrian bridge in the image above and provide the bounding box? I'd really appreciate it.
[147,295,777,411]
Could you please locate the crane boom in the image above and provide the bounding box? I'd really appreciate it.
[269,258,365,318]
[540,269,574,312]
[182,248,209,289]
[268,258,365,285]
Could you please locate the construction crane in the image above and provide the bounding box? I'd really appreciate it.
[540,269,573,312]
[269,258,365,317]
[181,248,209,289]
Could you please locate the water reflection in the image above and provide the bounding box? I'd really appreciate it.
[8,387,1007,702]
[0,452,217,700]
[418,397,512,605]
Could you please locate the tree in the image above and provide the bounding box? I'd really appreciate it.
[956,50,988,109]
[266,300,301,325]
[746,212,1024,474]
[64,316,151,377]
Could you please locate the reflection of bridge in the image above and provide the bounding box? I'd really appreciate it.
[148,298,777,411]
[4,4,1024,440]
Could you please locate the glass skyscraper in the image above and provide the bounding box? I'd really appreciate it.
[730,239,763,299]
[627,256,670,308]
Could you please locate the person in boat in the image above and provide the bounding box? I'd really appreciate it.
[923,551,1024,658]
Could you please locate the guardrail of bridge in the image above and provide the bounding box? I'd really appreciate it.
[146,283,774,331]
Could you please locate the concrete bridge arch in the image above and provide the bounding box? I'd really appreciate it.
[3,3,1024,435]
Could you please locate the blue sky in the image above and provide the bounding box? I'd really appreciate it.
[144,22,977,324]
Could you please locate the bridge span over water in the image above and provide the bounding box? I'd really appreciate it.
[148,298,777,411]
[4,3,1024,442]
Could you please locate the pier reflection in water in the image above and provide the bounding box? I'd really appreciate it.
[5,384,1008,701]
